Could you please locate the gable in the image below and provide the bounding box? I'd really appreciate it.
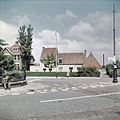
[84,52,101,69]
[40,47,57,60]
[3,48,12,56]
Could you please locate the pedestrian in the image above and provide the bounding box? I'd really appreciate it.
[2,76,11,90]
[6,76,11,90]
[2,77,7,90]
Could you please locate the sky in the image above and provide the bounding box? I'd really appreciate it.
[0,0,120,65]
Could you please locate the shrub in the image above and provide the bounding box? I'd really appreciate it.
[70,67,100,77]
[27,72,67,77]
[3,71,24,80]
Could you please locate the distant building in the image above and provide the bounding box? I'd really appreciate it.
[3,41,34,70]
[30,47,101,72]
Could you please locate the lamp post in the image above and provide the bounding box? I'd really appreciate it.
[55,32,58,78]
[112,3,118,83]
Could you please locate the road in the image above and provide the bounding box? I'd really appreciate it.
[0,76,120,120]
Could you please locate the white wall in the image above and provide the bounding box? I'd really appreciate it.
[30,62,82,72]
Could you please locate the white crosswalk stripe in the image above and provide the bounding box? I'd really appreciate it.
[71,87,79,90]
[51,88,58,92]
[27,92,35,95]
[11,93,21,96]
[0,82,120,97]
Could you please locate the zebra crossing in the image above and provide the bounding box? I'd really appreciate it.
[0,82,120,97]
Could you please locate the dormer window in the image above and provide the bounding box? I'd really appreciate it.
[58,58,63,64]
[13,47,18,52]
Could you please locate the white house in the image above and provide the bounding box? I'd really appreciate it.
[3,41,22,70]
[3,41,35,70]
[30,47,101,72]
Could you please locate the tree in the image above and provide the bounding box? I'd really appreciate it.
[17,25,33,71]
[0,39,8,61]
[3,55,15,71]
[0,39,7,67]
[0,39,15,76]
[0,39,15,72]
[41,53,56,71]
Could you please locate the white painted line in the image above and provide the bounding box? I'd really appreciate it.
[81,86,89,89]
[90,85,97,88]
[40,92,120,103]
[27,92,35,95]
[36,90,41,93]
[11,93,21,96]
[39,91,47,94]
[43,89,48,92]
[51,89,58,92]
[71,87,79,90]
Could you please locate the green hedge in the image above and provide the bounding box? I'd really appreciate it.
[27,72,67,77]
[70,67,100,77]
[27,67,100,77]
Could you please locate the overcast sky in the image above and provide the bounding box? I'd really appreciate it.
[0,0,120,64]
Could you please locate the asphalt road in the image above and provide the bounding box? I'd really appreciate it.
[0,76,120,120]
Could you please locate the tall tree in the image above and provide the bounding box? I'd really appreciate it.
[0,39,8,62]
[17,25,33,71]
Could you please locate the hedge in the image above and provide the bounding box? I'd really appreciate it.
[70,68,100,77]
[27,67,100,77]
[27,72,67,77]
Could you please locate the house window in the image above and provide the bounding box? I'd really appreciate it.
[69,67,73,72]
[58,58,63,64]
[18,55,20,60]
[14,55,16,60]
[13,47,18,52]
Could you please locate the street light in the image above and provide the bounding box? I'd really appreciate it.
[55,32,58,78]
[112,3,118,83]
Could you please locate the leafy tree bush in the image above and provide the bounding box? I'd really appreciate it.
[41,53,56,69]
[70,67,100,77]
[105,64,113,77]
[3,56,15,71]
[105,62,120,78]
[3,71,24,81]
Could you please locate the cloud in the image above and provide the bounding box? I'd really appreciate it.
[66,21,95,40]
[13,15,30,26]
[32,29,86,61]
[0,21,18,45]
[65,11,120,64]
[55,10,78,21]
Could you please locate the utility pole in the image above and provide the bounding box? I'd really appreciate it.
[55,32,58,78]
[102,54,105,68]
[112,3,118,83]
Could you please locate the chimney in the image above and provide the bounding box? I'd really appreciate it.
[84,50,87,58]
